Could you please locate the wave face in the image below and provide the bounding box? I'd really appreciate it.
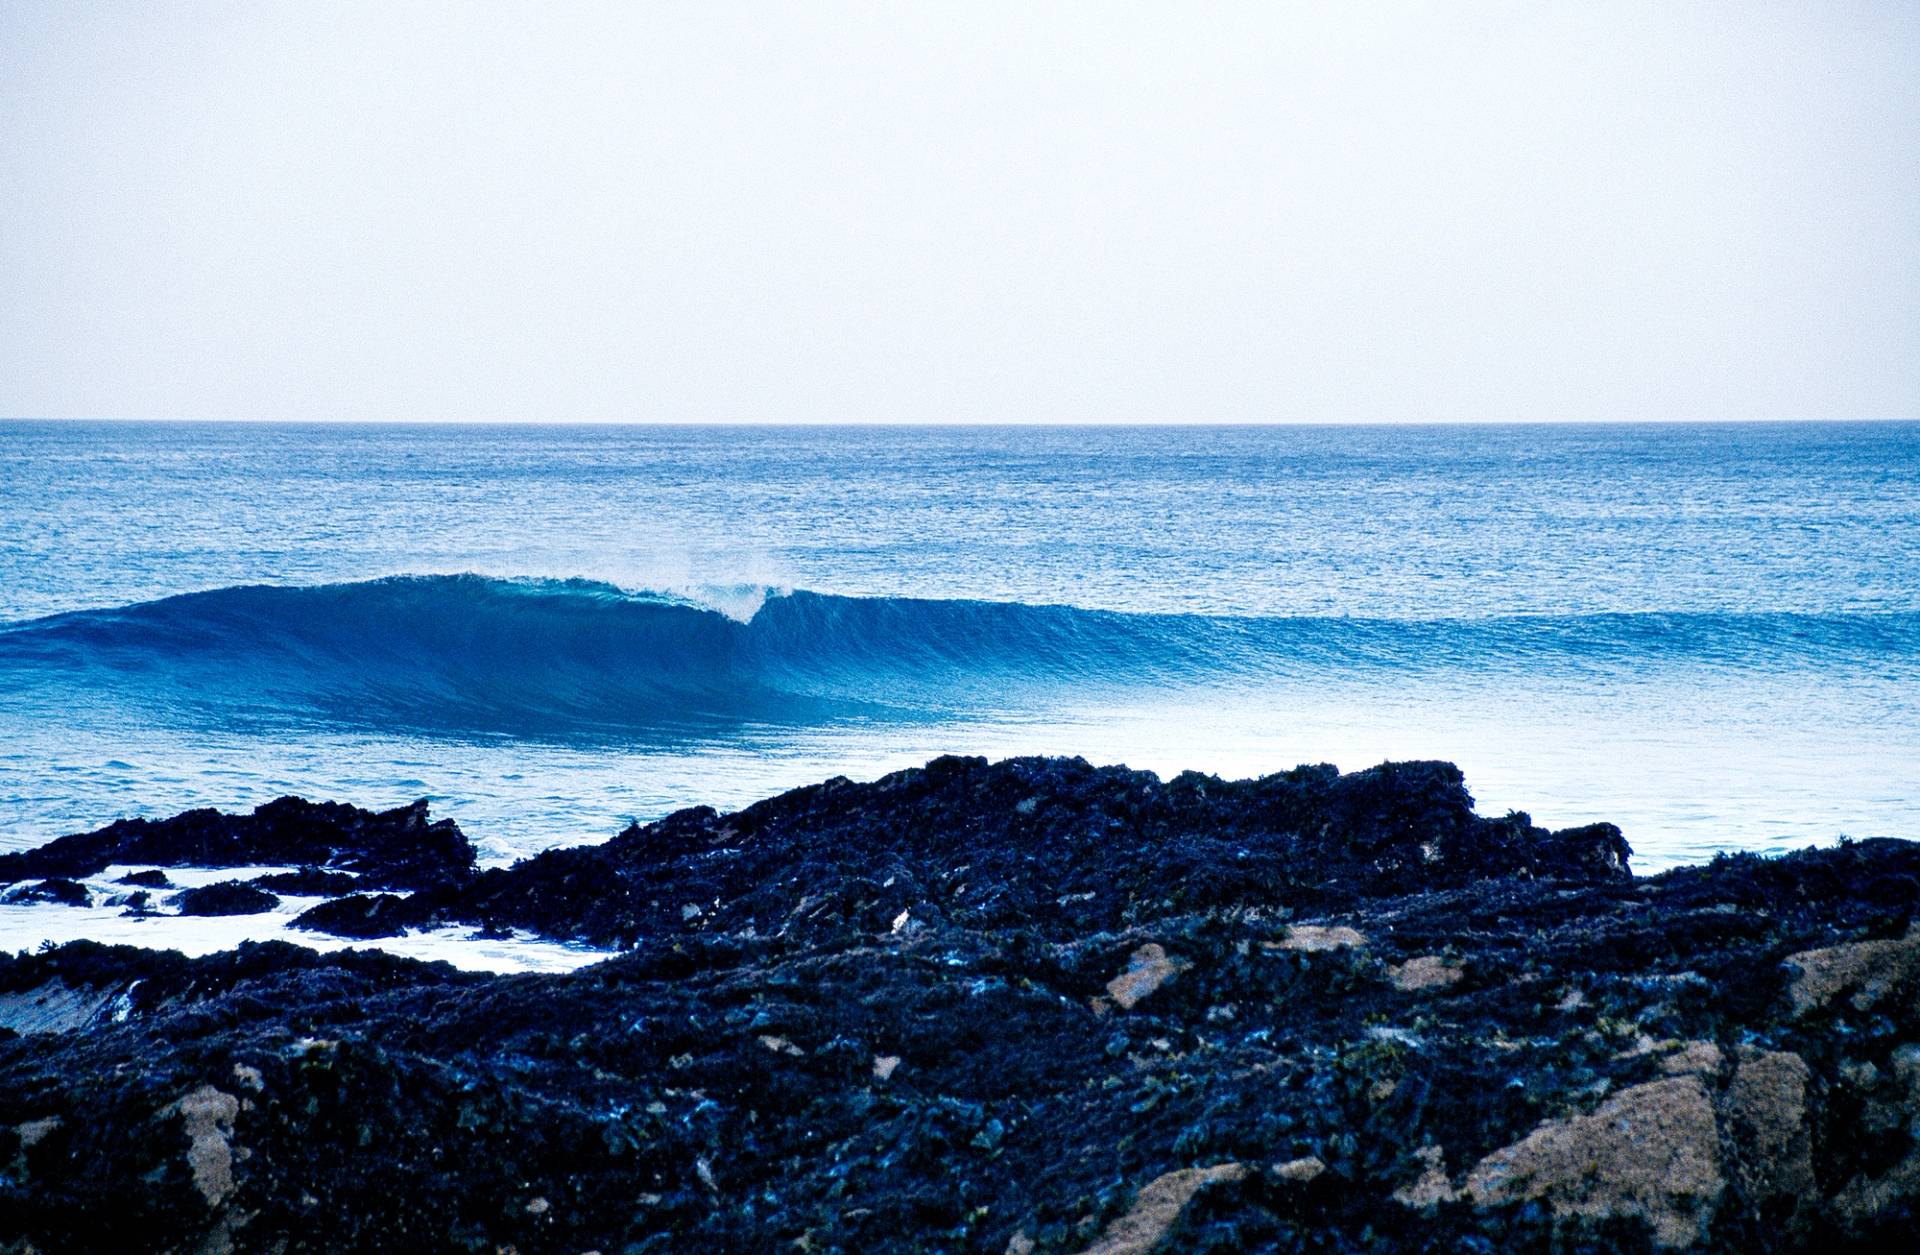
[4,575,1916,742]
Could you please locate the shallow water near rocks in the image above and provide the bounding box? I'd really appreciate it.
[0,865,612,973]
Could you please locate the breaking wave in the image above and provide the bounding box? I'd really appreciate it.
[2,575,1914,742]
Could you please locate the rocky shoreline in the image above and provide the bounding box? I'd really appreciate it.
[2,755,1918,1252]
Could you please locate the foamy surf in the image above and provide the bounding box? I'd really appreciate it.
[0,863,613,973]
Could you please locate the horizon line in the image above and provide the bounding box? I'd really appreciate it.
[5,415,1917,428]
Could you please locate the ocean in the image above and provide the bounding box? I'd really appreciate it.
[3,420,1917,874]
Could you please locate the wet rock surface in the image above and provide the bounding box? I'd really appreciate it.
[0,755,1916,1253]
[0,796,475,891]
[289,892,413,938]
[0,878,89,908]
[251,867,362,896]
[172,881,283,917]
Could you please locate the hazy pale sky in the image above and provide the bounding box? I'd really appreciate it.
[2,2,1916,423]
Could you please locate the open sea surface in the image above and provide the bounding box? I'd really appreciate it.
[3,420,1917,878]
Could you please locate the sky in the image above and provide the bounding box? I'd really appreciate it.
[1,1,1916,424]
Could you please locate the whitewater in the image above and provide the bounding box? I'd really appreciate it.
[3,420,1918,878]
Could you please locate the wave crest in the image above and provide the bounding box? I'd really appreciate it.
[2,575,1914,741]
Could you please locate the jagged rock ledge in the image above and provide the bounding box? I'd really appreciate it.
[0,795,474,894]
[295,755,1630,946]
[0,754,1917,1253]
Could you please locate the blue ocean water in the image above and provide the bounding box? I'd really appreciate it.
[2,420,1917,870]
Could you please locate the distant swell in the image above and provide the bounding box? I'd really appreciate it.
[2,575,1915,741]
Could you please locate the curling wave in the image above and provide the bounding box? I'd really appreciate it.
[1,575,1915,742]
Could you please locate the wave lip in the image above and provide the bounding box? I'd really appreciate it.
[2,574,1915,741]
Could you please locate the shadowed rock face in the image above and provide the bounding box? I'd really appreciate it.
[0,757,1917,1253]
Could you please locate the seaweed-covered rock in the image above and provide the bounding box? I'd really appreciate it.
[115,869,171,889]
[290,893,411,938]
[391,755,1630,947]
[1,878,90,907]
[0,797,474,891]
[171,882,281,917]
[250,867,360,896]
[0,760,1913,1254]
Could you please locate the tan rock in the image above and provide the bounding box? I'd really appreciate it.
[1784,926,1920,1017]
[1392,1145,1454,1208]
[1080,1163,1248,1255]
[1833,1148,1920,1229]
[1722,1050,1814,1200]
[1272,1156,1325,1183]
[171,1085,242,1208]
[1655,1040,1725,1076]
[1106,944,1188,1011]
[1463,1075,1723,1248]
[1387,955,1462,992]
[872,1055,901,1081]
[1268,925,1367,952]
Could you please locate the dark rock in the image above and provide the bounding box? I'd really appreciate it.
[394,755,1633,947]
[115,869,171,889]
[171,882,280,917]
[1,878,90,907]
[0,938,475,1011]
[250,867,360,896]
[290,893,412,939]
[0,758,1913,1254]
[0,797,475,891]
